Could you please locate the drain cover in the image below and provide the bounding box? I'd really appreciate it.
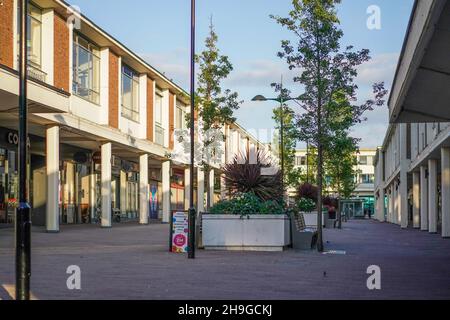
[323,250,346,255]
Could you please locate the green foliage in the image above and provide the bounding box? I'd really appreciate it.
[272,103,302,188]
[210,192,284,215]
[194,19,242,211]
[324,132,359,199]
[296,198,316,213]
[271,0,388,250]
[195,19,241,133]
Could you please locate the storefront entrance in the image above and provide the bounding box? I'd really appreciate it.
[0,148,18,225]
[60,161,91,224]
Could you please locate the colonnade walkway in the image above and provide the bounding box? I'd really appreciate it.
[0,219,449,299]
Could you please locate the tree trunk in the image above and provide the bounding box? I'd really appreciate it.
[317,142,324,252]
[338,197,342,229]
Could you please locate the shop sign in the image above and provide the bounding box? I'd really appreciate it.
[171,212,188,253]
[6,132,31,148]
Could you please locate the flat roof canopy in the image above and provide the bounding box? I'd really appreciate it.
[389,0,450,123]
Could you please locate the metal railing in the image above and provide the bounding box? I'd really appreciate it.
[73,83,100,104]
[121,105,139,122]
[27,64,46,82]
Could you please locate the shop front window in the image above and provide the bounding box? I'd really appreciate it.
[0,149,18,224]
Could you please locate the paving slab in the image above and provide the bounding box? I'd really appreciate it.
[0,219,449,300]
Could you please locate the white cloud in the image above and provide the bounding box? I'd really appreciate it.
[140,48,189,89]
[225,59,298,88]
[356,52,399,86]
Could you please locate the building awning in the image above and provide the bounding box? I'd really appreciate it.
[389,0,450,123]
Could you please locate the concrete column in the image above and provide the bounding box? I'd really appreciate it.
[197,167,205,214]
[389,184,395,223]
[420,166,428,231]
[208,169,215,209]
[399,171,408,228]
[162,160,171,223]
[89,163,96,222]
[412,171,420,228]
[441,148,450,238]
[139,154,149,225]
[378,188,385,222]
[428,159,438,233]
[220,174,227,200]
[120,170,127,215]
[393,183,399,225]
[46,126,59,233]
[101,142,112,228]
[184,167,190,210]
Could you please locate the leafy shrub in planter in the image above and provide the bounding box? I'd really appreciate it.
[323,196,338,208]
[296,197,316,213]
[297,183,318,204]
[210,192,284,215]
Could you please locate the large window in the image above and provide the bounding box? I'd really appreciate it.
[358,156,368,165]
[295,156,306,166]
[155,89,164,145]
[121,64,140,122]
[176,104,186,129]
[72,34,100,104]
[17,3,44,81]
[360,174,374,184]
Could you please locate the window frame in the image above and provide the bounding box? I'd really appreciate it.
[175,103,187,130]
[72,32,101,104]
[121,64,140,122]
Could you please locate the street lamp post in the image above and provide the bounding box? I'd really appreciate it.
[16,0,32,300]
[188,0,196,259]
[252,79,299,204]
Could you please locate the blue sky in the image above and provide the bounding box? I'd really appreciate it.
[67,0,414,148]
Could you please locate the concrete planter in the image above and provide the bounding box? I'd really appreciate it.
[202,214,291,252]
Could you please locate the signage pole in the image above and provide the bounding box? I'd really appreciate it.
[16,0,32,300]
[188,0,196,259]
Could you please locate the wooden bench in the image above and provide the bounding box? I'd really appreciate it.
[290,212,318,250]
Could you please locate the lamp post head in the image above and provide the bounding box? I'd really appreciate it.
[251,95,267,102]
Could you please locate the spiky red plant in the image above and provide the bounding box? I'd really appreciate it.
[223,151,282,202]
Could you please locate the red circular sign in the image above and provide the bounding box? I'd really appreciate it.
[174,234,186,247]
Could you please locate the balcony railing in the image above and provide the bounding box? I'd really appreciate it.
[121,105,139,122]
[27,64,47,83]
[155,124,165,146]
[73,83,100,104]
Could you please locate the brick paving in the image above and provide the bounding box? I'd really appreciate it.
[0,219,449,300]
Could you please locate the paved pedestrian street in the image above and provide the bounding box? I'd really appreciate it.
[0,220,449,300]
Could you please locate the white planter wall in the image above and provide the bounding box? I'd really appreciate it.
[202,214,291,252]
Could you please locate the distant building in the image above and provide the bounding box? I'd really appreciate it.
[291,148,377,218]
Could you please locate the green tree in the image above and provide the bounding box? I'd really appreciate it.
[272,102,302,190]
[271,0,387,251]
[324,132,359,228]
[195,19,242,211]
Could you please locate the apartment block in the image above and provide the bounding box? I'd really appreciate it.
[0,0,270,231]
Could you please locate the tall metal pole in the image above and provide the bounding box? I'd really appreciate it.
[188,0,196,259]
[16,0,32,300]
[306,141,310,184]
[279,76,285,204]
